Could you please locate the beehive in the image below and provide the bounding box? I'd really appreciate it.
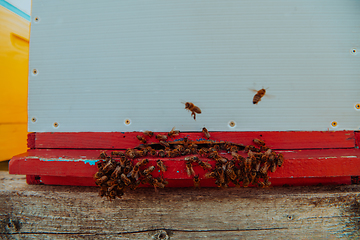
[10,0,360,187]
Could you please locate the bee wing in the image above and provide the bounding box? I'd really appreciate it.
[193,106,202,114]
[249,88,259,93]
[170,126,176,132]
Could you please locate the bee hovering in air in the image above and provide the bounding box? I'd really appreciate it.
[251,88,269,104]
[183,102,202,120]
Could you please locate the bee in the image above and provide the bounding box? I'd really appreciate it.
[120,174,131,186]
[99,151,108,159]
[136,135,147,144]
[158,149,166,158]
[159,140,169,148]
[225,162,237,181]
[197,160,212,170]
[136,158,149,167]
[277,153,284,167]
[243,176,250,188]
[102,159,116,173]
[184,102,202,120]
[229,145,239,153]
[175,144,185,153]
[130,180,141,190]
[111,166,122,179]
[182,148,191,156]
[253,138,265,146]
[143,131,154,137]
[245,145,260,153]
[94,171,103,180]
[95,175,108,185]
[127,165,140,180]
[168,127,180,138]
[111,151,125,157]
[170,149,180,158]
[260,161,270,175]
[198,148,208,157]
[202,127,210,139]
[252,88,268,104]
[148,148,157,157]
[156,134,168,141]
[185,160,195,176]
[193,175,200,189]
[157,160,167,172]
[143,166,155,175]
[125,148,136,159]
[204,171,217,179]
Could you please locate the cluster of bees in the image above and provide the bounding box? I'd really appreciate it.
[94,127,284,200]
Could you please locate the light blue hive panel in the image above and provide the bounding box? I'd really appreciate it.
[28,0,360,132]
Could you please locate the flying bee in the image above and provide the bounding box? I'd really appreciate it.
[168,127,180,138]
[193,175,200,189]
[143,131,154,137]
[184,102,202,120]
[157,159,167,172]
[253,138,265,146]
[185,160,195,176]
[136,135,147,144]
[252,88,268,104]
[202,127,210,139]
[156,134,168,141]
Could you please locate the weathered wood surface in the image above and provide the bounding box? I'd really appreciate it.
[1,172,360,239]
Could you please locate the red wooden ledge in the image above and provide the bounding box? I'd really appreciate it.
[11,131,359,187]
[9,148,360,187]
[28,131,355,150]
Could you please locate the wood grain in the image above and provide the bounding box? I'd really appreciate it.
[1,172,360,239]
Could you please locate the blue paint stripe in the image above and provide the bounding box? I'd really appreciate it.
[0,0,30,21]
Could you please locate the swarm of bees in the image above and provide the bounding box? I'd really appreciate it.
[94,126,285,200]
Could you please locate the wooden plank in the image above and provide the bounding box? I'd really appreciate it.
[9,148,360,186]
[32,131,355,150]
[1,172,360,238]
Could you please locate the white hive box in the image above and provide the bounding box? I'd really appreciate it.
[28,0,360,132]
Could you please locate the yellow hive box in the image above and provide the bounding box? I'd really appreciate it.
[0,1,30,161]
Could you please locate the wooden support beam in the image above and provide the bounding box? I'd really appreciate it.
[1,172,360,238]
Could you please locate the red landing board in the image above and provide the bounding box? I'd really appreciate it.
[10,148,360,187]
[28,131,355,150]
[11,131,360,187]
